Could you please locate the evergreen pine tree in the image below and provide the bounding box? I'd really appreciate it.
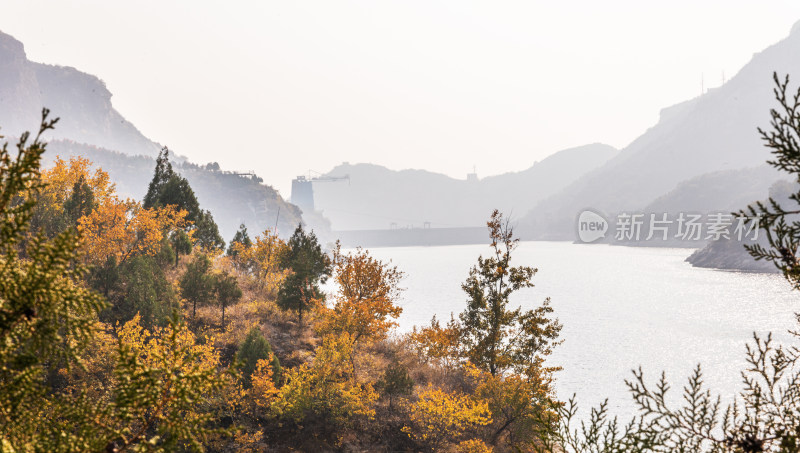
[179,253,216,319]
[237,327,281,388]
[227,223,252,257]
[170,230,193,267]
[194,209,225,251]
[143,148,200,222]
[276,224,331,325]
[0,109,105,448]
[63,175,96,225]
[213,271,241,329]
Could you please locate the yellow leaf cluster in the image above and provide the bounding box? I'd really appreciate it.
[40,155,116,208]
[117,313,220,375]
[232,429,265,453]
[78,199,189,264]
[456,439,494,453]
[271,333,378,426]
[403,385,491,447]
[250,356,280,409]
[109,314,228,449]
[464,362,558,449]
[58,322,118,402]
[232,229,289,293]
[217,355,280,437]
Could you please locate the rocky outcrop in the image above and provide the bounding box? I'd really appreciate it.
[0,30,160,157]
[686,237,776,273]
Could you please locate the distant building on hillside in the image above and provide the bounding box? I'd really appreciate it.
[291,176,315,212]
[290,174,350,213]
[467,166,479,182]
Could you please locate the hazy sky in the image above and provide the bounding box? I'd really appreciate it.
[3,1,800,195]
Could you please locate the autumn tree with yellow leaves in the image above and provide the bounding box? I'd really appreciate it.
[79,198,189,266]
[0,113,574,452]
[403,385,492,450]
[78,191,189,326]
[270,333,379,429]
[322,244,403,342]
[29,155,114,238]
[0,112,233,452]
[408,313,463,370]
[106,314,234,451]
[230,227,289,294]
[464,362,558,450]
[318,244,403,376]
[30,155,191,266]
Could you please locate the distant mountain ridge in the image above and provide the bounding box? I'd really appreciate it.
[0,30,307,242]
[521,21,800,240]
[313,143,618,231]
[0,30,160,157]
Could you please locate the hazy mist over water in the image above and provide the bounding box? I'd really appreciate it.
[344,242,799,419]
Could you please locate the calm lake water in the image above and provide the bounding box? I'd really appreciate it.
[342,241,800,420]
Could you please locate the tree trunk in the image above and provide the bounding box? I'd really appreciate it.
[491,417,517,445]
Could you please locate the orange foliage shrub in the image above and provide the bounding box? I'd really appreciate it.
[318,245,403,347]
[408,314,462,369]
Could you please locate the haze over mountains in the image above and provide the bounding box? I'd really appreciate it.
[0,31,160,158]
[315,144,618,230]
[3,16,800,262]
[0,30,303,241]
[521,22,800,239]
[312,20,800,251]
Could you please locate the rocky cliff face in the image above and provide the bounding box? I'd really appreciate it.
[0,32,41,136]
[0,31,160,157]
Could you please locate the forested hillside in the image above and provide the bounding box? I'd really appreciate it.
[6,76,800,451]
[42,139,304,241]
[0,29,307,242]
[1,116,564,452]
